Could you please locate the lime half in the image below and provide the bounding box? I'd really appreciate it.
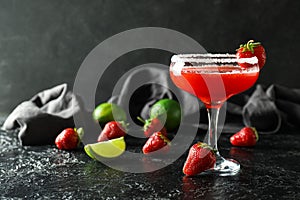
[84,137,126,159]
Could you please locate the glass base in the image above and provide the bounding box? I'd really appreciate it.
[202,153,240,176]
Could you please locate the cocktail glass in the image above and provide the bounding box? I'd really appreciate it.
[170,53,259,176]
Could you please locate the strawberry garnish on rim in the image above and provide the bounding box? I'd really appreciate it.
[236,39,266,69]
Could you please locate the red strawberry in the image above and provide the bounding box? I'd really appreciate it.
[142,132,170,154]
[236,40,266,69]
[230,127,259,147]
[55,128,83,150]
[183,142,216,176]
[138,117,167,137]
[97,121,127,142]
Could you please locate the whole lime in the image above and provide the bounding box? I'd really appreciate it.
[92,103,127,125]
[150,99,181,132]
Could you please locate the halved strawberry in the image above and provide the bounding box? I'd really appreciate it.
[236,40,266,69]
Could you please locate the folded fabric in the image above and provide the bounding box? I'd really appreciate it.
[243,85,281,134]
[2,84,80,145]
[266,84,300,128]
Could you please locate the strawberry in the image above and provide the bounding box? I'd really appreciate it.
[230,127,259,147]
[97,121,127,142]
[236,40,266,69]
[138,117,167,137]
[55,128,83,150]
[183,142,216,176]
[142,132,170,154]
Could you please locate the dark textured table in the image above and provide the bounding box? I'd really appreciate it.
[1,118,300,200]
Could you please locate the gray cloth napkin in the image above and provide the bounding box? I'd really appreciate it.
[2,83,80,145]
[243,85,281,134]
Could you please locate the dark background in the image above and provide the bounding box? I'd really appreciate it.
[0,0,299,115]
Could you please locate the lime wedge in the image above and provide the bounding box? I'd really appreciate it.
[84,137,126,159]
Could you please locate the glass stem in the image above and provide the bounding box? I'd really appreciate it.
[207,107,220,152]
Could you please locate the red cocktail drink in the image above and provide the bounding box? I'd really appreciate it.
[170,66,259,108]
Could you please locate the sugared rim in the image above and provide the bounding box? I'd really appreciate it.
[171,53,258,64]
[175,53,236,58]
